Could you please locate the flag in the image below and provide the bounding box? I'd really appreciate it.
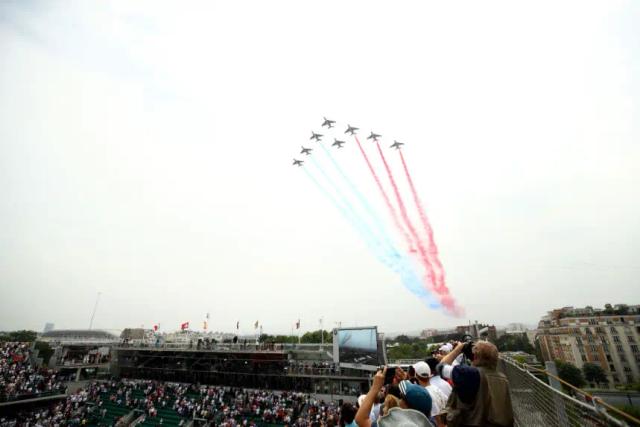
[181,322,189,330]
[203,321,208,330]
[296,319,300,329]
[153,324,159,332]
[236,321,239,330]
[254,320,259,329]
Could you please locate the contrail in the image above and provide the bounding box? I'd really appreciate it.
[398,149,447,294]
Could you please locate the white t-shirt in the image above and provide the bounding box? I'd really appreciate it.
[425,384,449,417]
[429,375,452,400]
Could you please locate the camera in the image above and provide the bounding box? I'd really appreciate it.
[461,334,475,362]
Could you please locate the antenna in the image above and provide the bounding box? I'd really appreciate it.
[89,292,101,330]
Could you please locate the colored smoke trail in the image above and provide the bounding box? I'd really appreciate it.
[318,143,398,257]
[398,150,447,294]
[375,141,451,305]
[305,153,440,309]
[306,157,393,271]
[354,136,415,255]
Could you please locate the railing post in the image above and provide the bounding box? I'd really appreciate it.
[545,361,569,425]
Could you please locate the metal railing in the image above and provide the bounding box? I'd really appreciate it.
[499,356,639,427]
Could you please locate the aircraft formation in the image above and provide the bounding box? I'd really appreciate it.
[292,118,404,167]
[291,117,460,316]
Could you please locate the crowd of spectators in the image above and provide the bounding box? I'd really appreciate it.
[0,387,95,427]
[0,339,515,427]
[0,343,67,402]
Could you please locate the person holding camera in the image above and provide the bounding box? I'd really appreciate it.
[355,367,435,427]
[436,341,513,427]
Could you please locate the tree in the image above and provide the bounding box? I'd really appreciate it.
[300,330,332,344]
[495,333,534,353]
[394,335,414,345]
[556,360,586,389]
[583,363,608,387]
[0,330,37,342]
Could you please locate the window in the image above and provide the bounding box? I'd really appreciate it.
[612,375,619,382]
[610,364,616,372]
[588,335,595,343]
[596,327,605,334]
[617,345,624,352]
[624,366,632,373]
[613,336,621,343]
[610,326,617,333]
[606,355,612,362]
[589,319,597,325]
[631,345,639,354]
[591,345,598,352]
[620,354,627,362]
[581,355,587,362]
[628,336,636,343]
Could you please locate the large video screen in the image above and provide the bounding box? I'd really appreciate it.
[336,327,379,367]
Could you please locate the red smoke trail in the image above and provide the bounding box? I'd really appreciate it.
[354,136,414,255]
[398,150,447,293]
[376,142,460,314]
[374,142,436,291]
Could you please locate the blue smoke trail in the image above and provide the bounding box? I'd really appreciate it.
[306,159,394,270]
[307,151,440,309]
[305,165,438,307]
[319,144,398,256]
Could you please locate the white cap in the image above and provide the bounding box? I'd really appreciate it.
[412,361,431,378]
[439,343,453,354]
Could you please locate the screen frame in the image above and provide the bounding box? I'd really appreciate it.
[333,326,382,371]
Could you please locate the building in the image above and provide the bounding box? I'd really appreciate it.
[43,323,55,333]
[536,304,640,386]
[420,329,439,339]
[456,323,497,342]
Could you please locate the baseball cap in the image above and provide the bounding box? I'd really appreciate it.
[412,361,431,379]
[398,380,432,418]
[378,407,433,427]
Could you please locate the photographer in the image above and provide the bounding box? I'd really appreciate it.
[355,367,434,427]
[437,341,513,427]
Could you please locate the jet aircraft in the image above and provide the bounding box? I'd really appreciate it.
[332,139,346,148]
[344,125,359,135]
[390,140,404,150]
[367,131,381,141]
[300,146,313,155]
[322,117,336,128]
[292,159,304,167]
[310,132,323,142]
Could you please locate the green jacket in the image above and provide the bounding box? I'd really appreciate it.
[445,366,514,427]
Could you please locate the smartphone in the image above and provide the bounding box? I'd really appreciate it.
[383,366,397,385]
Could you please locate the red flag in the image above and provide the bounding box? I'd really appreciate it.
[153,324,159,331]
[181,322,189,330]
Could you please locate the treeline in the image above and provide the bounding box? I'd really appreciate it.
[0,330,38,342]
[257,329,332,344]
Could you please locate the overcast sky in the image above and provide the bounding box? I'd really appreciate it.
[1,1,638,335]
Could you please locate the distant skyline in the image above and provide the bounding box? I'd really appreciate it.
[1,1,638,335]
